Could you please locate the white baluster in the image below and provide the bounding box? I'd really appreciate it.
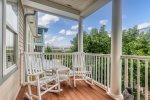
[125,58,128,88]
[98,56,101,83]
[145,60,148,100]
[107,56,110,90]
[96,55,98,82]
[94,55,96,80]
[137,60,140,100]
[130,59,133,88]
[104,56,107,87]
[101,56,103,85]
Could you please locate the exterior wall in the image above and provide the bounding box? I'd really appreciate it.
[26,22,34,52]
[0,0,24,100]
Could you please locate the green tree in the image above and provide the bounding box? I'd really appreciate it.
[45,47,52,53]
[71,25,111,54]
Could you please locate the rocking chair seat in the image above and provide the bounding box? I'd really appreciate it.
[39,76,58,86]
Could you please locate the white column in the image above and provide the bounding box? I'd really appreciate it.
[78,17,83,53]
[42,29,45,53]
[108,0,123,99]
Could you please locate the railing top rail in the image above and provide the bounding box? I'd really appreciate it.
[44,53,73,55]
[121,55,150,60]
[24,52,73,55]
[24,52,43,55]
[24,52,150,60]
[24,52,111,56]
[85,53,110,56]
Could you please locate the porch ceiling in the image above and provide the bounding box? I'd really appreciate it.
[22,0,111,20]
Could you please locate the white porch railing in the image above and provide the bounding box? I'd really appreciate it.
[84,53,111,90]
[122,55,149,100]
[43,53,111,90]
[25,53,111,89]
[43,53,73,69]
[24,53,149,100]
[25,52,73,69]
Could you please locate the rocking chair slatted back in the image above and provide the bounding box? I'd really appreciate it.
[72,52,85,71]
[25,53,44,75]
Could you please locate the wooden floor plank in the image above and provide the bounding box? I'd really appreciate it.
[16,86,26,100]
[75,82,95,100]
[71,87,85,100]
[16,80,114,100]
[80,81,112,100]
[78,81,103,100]
[92,85,114,100]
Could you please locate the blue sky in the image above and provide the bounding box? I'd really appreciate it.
[38,0,150,48]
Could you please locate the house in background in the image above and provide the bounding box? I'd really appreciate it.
[25,7,37,52]
[0,0,149,100]
[34,26,48,52]
[50,46,71,53]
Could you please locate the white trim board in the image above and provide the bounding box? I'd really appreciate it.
[22,0,111,20]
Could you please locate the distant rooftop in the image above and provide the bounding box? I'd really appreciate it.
[38,25,48,34]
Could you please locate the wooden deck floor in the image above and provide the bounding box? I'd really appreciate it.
[16,81,113,100]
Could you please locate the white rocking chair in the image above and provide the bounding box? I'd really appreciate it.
[25,53,61,100]
[72,52,93,87]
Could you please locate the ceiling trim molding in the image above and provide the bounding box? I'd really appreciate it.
[81,0,111,18]
[30,0,80,15]
[22,0,80,20]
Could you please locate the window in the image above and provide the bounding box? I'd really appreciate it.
[3,0,18,75]
[6,0,18,31]
[6,29,17,69]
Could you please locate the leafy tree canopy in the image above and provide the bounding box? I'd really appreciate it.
[71,25,150,56]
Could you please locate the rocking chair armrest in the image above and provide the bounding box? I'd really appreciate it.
[27,71,45,77]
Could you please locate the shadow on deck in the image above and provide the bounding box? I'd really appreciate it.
[16,80,114,100]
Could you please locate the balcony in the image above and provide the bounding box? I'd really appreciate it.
[0,0,150,100]
[17,53,149,100]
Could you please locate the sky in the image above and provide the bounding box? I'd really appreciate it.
[38,0,150,48]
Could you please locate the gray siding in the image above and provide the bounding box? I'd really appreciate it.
[18,0,25,85]
[0,0,25,100]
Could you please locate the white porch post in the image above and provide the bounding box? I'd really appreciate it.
[42,29,45,53]
[108,0,123,99]
[78,17,83,53]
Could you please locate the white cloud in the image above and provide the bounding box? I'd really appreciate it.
[71,25,78,30]
[38,13,60,27]
[88,27,92,31]
[51,42,72,48]
[123,27,127,30]
[44,33,65,45]
[99,19,108,25]
[59,29,66,34]
[57,37,65,41]
[59,29,77,36]
[66,30,77,35]
[44,34,71,48]
[137,22,150,29]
